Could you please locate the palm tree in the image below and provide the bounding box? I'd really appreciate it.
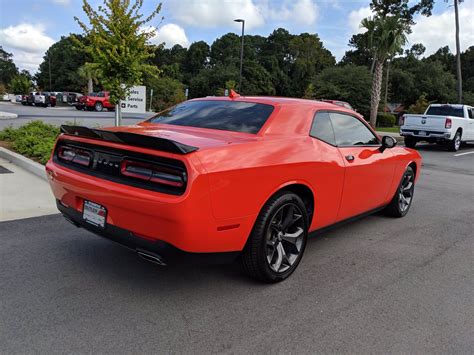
[361,16,408,128]
[453,0,463,102]
[78,64,100,94]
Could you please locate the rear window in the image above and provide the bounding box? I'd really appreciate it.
[148,100,274,134]
[426,106,464,118]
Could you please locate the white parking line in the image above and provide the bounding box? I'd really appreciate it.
[454,151,474,157]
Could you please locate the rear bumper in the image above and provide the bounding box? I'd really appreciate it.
[46,160,256,253]
[57,201,239,265]
[400,129,452,140]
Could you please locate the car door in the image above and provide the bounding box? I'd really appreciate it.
[329,112,396,221]
[308,111,346,230]
[467,108,474,140]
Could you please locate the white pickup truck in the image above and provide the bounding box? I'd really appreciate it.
[400,104,474,151]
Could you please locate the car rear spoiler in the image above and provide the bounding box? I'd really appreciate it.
[60,125,199,155]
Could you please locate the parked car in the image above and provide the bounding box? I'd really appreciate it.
[21,92,35,106]
[15,95,22,102]
[400,104,474,151]
[66,92,83,106]
[76,91,114,111]
[32,92,56,107]
[320,99,354,111]
[46,96,422,282]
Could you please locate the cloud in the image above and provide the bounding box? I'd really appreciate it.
[408,3,474,56]
[348,6,372,34]
[51,0,71,5]
[151,24,190,48]
[0,23,55,72]
[169,0,320,30]
[169,0,264,30]
[264,0,319,27]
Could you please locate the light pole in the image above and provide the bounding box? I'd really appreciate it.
[234,19,245,94]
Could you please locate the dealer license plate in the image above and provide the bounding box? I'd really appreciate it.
[83,200,107,228]
[418,131,427,136]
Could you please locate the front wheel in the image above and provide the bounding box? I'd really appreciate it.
[384,166,415,218]
[94,102,103,112]
[446,131,462,152]
[241,191,308,283]
[404,136,417,148]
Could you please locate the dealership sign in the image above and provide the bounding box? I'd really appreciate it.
[120,86,146,113]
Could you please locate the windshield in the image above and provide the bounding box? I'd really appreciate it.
[426,106,464,118]
[148,100,275,134]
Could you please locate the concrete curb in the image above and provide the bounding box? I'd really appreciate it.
[0,147,47,181]
[0,111,18,119]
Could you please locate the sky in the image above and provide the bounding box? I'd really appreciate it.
[0,0,473,73]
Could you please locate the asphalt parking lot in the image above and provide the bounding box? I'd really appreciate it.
[0,102,150,129]
[1,144,473,352]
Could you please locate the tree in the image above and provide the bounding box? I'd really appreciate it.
[182,41,210,76]
[0,46,18,87]
[453,0,463,102]
[362,15,408,127]
[74,0,162,125]
[78,64,100,93]
[145,76,185,112]
[312,65,373,117]
[407,94,430,113]
[340,33,373,67]
[35,35,88,92]
[9,74,32,95]
[370,0,434,26]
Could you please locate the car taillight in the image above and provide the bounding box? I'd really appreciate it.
[58,146,92,167]
[120,159,184,187]
[445,118,452,129]
[399,115,405,126]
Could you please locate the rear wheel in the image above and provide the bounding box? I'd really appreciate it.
[384,166,415,218]
[94,101,103,112]
[241,191,308,283]
[446,131,462,152]
[404,136,417,148]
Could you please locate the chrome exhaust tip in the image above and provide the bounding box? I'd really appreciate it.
[137,249,167,266]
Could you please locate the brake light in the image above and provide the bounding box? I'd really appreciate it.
[58,146,92,167]
[445,118,452,129]
[399,115,405,126]
[120,159,184,187]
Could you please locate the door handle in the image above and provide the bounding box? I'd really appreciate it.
[345,155,355,162]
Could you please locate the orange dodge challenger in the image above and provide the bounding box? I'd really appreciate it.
[46,95,422,282]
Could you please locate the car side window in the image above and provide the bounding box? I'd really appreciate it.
[329,112,379,146]
[310,111,336,146]
[468,108,473,119]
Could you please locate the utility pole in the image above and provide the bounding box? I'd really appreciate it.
[48,55,52,91]
[234,19,245,94]
[454,0,463,102]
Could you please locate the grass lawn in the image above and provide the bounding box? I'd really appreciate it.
[376,126,400,133]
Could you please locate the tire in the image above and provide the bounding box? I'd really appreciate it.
[94,102,103,112]
[241,191,309,283]
[384,166,415,218]
[446,130,462,152]
[75,106,82,111]
[404,136,417,148]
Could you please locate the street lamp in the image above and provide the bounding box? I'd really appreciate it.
[234,18,245,94]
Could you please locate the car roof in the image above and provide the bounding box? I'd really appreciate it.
[191,95,349,109]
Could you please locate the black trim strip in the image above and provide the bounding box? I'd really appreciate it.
[60,125,199,155]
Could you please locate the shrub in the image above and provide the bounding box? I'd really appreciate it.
[0,121,60,164]
[377,113,396,127]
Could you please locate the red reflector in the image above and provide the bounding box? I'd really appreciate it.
[445,118,452,129]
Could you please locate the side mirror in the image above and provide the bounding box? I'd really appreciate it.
[380,135,397,152]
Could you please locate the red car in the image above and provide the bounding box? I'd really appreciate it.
[46,95,422,282]
[76,91,114,112]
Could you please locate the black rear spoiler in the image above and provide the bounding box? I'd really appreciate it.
[60,125,198,155]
